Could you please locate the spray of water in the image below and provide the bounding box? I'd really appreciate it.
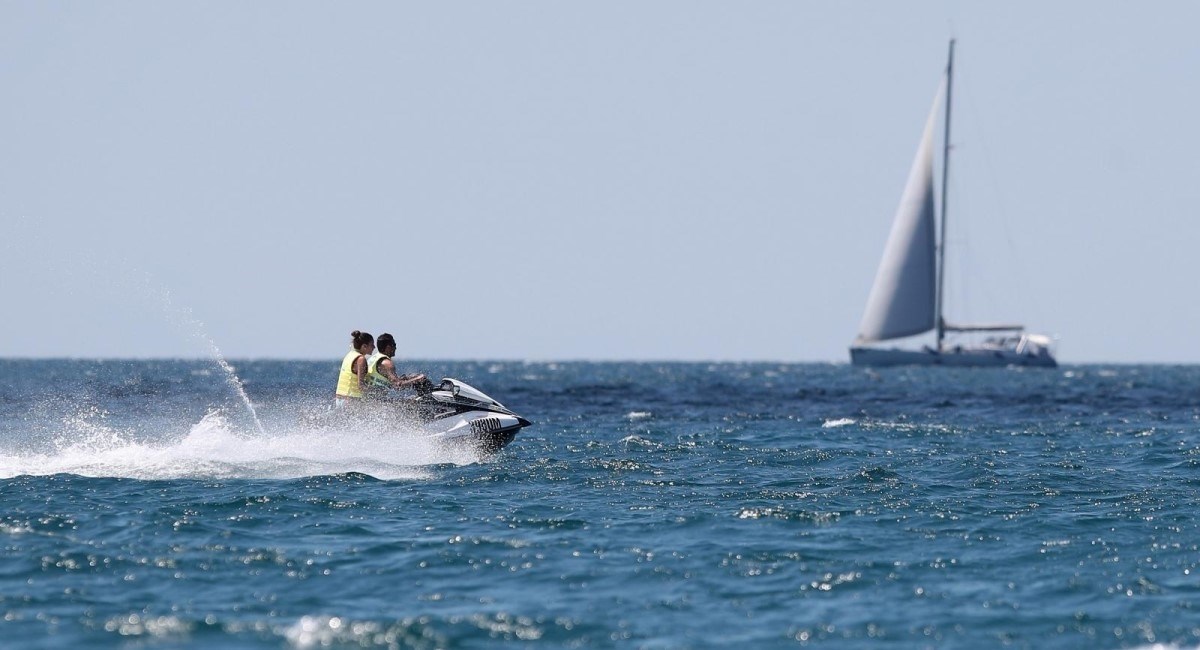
[6,225,266,437]
[203,339,265,435]
[142,275,266,435]
[0,402,483,480]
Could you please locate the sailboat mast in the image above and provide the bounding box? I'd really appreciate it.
[935,39,955,351]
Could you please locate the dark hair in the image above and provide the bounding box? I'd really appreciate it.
[351,330,373,349]
[377,333,396,350]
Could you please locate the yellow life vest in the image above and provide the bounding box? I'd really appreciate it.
[367,353,393,390]
[335,350,365,398]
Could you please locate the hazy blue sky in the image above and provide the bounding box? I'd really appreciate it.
[2,2,1197,363]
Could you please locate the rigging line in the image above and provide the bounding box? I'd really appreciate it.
[959,61,1051,329]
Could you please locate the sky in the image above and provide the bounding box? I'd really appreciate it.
[1,2,1197,363]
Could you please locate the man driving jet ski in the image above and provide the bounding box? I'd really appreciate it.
[366,332,433,398]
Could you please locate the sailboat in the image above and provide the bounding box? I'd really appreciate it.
[849,40,1056,368]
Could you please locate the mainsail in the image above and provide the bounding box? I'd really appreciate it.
[855,83,944,343]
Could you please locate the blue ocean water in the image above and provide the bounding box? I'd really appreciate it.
[1,360,1199,648]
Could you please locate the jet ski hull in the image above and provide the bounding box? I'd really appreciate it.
[421,411,532,454]
[401,378,532,454]
[312,378,530,455]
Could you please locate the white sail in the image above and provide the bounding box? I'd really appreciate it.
[855,83,944,343]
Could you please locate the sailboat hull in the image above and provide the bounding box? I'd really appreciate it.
[850,346,1057,368]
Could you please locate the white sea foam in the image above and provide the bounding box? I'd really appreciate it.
[822,418,856,428]
[103,614,191,639]
[0,408,486,480]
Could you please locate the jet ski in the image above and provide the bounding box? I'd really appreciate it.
[308,378,530,454]
[391,378,531,454]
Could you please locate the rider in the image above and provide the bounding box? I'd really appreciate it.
[366,332,432,397]
[334,330,375,405]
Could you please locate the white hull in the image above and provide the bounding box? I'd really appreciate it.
[420,410,528,454]
[397,378,530,453]
[850,346,1056,368]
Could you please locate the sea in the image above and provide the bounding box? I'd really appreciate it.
[1,359,1198,649]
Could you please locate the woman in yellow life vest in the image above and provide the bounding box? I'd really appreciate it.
[335,330,375,404]
[366,332,432,397]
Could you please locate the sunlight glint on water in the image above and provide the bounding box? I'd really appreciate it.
[1,360,1199,648]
